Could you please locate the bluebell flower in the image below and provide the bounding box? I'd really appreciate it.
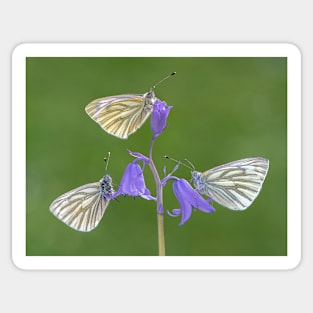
[151,100,173,139]
[167,178,215,226]
[115,162,155,201]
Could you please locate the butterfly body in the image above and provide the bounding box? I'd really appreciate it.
[192,157,269,211]
[49,174,114,232]
[100,174,114,197]
[85,90,157,139]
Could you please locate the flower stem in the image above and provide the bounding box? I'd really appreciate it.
[157,213,165,256]
[148,138,166,256]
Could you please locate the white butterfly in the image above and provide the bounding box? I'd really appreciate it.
[191,157,269,210]
[85,72,176,139]
[49,174,114,232]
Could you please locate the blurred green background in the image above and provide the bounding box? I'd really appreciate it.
[26,57,287,256]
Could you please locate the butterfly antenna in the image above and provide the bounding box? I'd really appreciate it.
[104,152,111,173]
[184,158,195,170]
[151,72,176,91]
[164,155,194,171]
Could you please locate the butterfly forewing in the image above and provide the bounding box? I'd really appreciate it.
[85,93,154,139]
[192,157,269,211]
[49,182,109,232]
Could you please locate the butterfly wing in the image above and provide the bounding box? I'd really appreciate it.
[49,182,109,232]
[85,94,153,139]
[194,157,269,210]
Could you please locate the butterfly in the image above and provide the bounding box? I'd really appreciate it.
[191,157,269,211]
[49,155,115,232]
[85,72,176,139]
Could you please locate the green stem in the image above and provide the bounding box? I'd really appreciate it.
[148,137,165,256]
[157,213,165,256]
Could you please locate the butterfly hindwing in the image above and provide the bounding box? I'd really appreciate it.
[50,182,109,232]
[85,93,154,139]
[192,157,269,210]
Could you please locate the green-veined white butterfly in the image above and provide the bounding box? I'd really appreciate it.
[49,156,114,232]
[85,72,176,139]
[191,157,269,210]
